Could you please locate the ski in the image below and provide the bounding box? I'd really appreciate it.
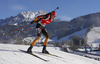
[34,51,63,59]
[34,51,67,63]
[19,49,49,62]
[44,53,63,58]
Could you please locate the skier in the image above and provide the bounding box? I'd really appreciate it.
[27,11,57,54]
[85,46,87,53]
[89,46,93,53]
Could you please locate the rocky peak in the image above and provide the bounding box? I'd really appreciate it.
[18,11,35,19]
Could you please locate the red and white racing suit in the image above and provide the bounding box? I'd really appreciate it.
[36,14,52,38]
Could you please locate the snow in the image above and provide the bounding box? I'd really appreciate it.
[0,43,99,64]
[20,11,35,19]
[35,10,47,17]
[87,27,100,45]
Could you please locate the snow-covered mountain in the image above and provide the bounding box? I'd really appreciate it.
[0,10,47,25]
[0,43,99,64]
[35,10,47,17]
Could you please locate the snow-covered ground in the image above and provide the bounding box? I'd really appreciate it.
[0,43,99,64]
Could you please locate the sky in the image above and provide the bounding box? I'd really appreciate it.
[0,0,100,21]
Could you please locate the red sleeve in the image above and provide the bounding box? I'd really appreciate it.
[38,14,49,19]
[38,15,44,19]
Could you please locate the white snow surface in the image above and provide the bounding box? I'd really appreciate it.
[87,27,100,45]
[20,11,35,19]
[0,43,99,64]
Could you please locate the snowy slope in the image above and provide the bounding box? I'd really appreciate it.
[0,43,99,64]
[58,28,88,42]
[87,27,100,45]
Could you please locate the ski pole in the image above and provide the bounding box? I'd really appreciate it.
[24,27,34,31]
[4,24,32,35]
[12,24,32,31]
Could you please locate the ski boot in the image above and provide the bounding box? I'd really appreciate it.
[42,45,49,54]
[27,45,33,53]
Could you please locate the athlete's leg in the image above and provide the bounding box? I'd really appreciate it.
[42,28,49,53]
[42,28,49,45]
[27,27,41,53]
[31,36,40,46]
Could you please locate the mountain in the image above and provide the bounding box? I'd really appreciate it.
[35,10,47,17]
[70,12,100,30]
[0,10,47,25]
[58,28,88,42]
[49,12,100,40]
[58,26,100,47]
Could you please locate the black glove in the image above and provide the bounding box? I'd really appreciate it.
[30,21,35,24]
[30,21,33,24]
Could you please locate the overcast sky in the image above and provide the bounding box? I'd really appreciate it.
[0,0,100,21]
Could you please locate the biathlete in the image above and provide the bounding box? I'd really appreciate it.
[27,11,57,54]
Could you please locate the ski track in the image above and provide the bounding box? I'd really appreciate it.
[0,44,99,64]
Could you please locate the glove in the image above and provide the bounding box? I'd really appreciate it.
[30,21,33,24]
[30,21,35,24]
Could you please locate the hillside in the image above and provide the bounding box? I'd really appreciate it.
[58,26,100,46]
[58,28,88,42]
[0,44,99,64]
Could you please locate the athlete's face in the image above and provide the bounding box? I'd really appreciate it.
[51,15,56,19]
